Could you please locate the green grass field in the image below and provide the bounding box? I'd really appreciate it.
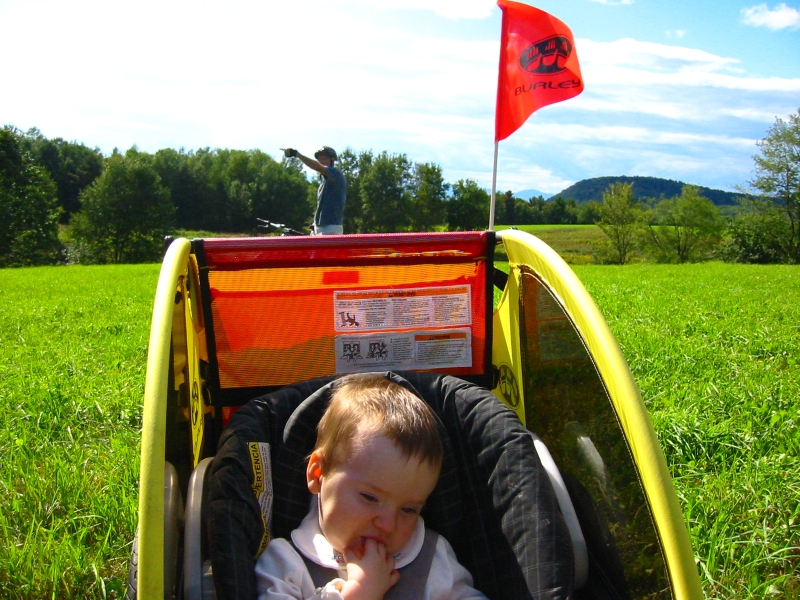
[574,263,800,598]
[1,257,798,598]
[0,265,154,599]
[496,224,605,264]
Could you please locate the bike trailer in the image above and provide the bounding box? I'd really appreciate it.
[129,230,701,599]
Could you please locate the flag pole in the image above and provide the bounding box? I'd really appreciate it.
[489,141,499,231]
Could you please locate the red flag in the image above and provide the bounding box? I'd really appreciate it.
[495,0,584,142]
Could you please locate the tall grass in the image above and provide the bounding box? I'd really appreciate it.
[1,260,797,598]
[496,224,604,264]
[0,265,159,599]
[575,263,800,598]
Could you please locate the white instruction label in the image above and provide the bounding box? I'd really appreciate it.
[335,329,472,373]
[334,286,471,332]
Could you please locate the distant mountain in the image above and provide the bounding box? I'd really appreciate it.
[486,187,551,199]
[513,188,551,200]
[551,176,744,206]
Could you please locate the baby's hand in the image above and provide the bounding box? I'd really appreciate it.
[339,538,399,600]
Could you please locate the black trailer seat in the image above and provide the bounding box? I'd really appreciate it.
[204,371,575,600]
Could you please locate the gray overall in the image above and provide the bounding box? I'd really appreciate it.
[299,529,439,600]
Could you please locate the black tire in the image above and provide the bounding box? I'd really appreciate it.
[127,462,184,600]
[126,531,139,600]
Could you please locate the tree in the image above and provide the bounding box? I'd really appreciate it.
[360,152,412,233]
[595,182,643,264]
[748,109,800,262]
[153,148,204,230]
[21,128,103,223]
[542,196,578,225]
[207,149,253,232]
[160,147,250,232]
[0,126,64,266]
[409,162,447,231]
[528,195,547,224]
[249,157,314,232]
[642,185,725,263]
[157,147,213,231]
[447,179,490,231]
[577,201,602,225]
[721,195,789,263]
[492,192,538,226]
[513,197,536,224]
[71,149,174,263]
[503,190,516,225]
[337,148,371,234]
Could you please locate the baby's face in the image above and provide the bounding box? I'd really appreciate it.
[307,430,439,556]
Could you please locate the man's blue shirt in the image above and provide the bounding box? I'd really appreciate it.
[314,166,347,227]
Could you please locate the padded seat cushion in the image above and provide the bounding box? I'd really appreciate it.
[207,371,574,600]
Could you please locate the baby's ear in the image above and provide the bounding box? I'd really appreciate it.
[306,451,324,494]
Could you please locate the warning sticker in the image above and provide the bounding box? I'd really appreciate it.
[334,286,471,332]
[249,441,273,551]
[335,329,472,373]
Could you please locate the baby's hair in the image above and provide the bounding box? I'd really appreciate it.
[314,373,443,474]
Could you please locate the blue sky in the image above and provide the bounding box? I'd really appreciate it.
[2,0,798,195]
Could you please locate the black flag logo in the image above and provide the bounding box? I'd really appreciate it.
[520,36,573,75]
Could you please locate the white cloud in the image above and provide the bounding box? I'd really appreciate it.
[491,162,575,195]
[574,38,800,124]
[666,29,687,39]
[2,0,796,194]
[741,3,800,30]
[512,122,754,150]
[578,38,741,73]
[347,0,496,19]
[500,122,757,191]
[583,62,800,92]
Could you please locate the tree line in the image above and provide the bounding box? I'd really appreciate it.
[593,109,800,264]
[1,109,798,265]
[593,183,726,264]
[1,127,505,264]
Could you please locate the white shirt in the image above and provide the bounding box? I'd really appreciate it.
[255,497,488,600]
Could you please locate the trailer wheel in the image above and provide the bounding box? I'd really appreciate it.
[126,531,139,600]
[126,462,185,599]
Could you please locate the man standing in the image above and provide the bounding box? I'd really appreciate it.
[284,146,346,235]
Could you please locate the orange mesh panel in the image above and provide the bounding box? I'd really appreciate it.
[202,233,490,388]
[209,264,487,387]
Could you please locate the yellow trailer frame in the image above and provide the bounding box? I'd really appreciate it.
[132,231,701,599]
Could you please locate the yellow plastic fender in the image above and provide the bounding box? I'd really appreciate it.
[137,238,191,600]
[498,229,702,600]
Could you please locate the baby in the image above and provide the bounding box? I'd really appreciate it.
[255,372,487,600]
